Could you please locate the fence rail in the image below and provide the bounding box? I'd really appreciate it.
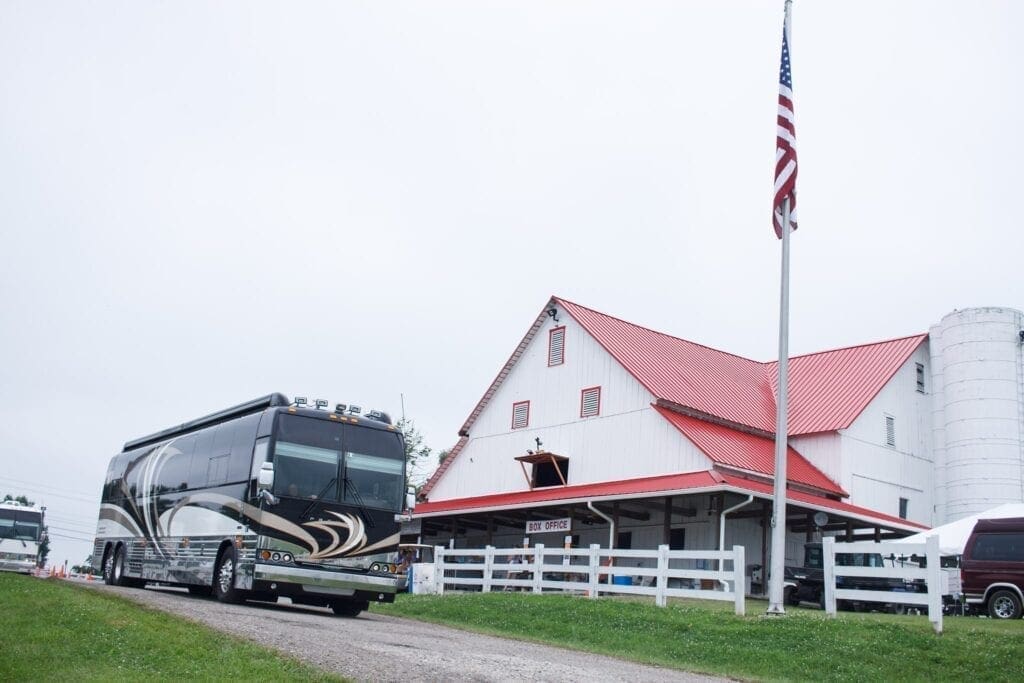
[822,535,943,634]
[427,543,746,615]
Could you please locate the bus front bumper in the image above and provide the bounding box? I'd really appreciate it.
[253,562,400,597]
[0,560,36,574]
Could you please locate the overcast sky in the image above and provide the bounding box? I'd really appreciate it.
[1,1,1020,567]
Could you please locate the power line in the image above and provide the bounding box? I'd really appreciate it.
[47,531,94,542]
[48,524,95,537]
[0,475,97,499]
[0,484,97,505]
[44,517,96,531]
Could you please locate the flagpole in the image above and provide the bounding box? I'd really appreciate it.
[767,194,791,615]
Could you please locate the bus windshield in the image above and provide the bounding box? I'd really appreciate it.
[0,510,42,541]
[272,414,405,511]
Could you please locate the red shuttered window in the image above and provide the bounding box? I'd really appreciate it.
[548,327,565,366]
[512,401,530,429]
[580,386,601,418]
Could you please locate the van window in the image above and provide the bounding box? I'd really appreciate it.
[971,533,1024,562]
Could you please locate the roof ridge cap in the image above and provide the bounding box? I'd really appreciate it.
[555,296,762,365]
[765,332,928,364]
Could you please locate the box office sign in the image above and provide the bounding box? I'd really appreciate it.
[525,517,572,534]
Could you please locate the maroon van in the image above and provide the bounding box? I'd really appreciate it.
[960,517,1024,619]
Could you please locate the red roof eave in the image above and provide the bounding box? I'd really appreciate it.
[414,470,928,533]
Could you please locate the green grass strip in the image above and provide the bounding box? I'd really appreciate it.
[0,573,343,682]
[374,592,1024,682]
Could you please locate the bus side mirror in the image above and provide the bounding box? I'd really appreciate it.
[405,486,416,512]
[258,462,274,490]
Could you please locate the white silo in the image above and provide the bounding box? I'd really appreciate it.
[930,307,1024,525]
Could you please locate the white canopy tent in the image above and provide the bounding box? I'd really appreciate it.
[893,503,1024,556]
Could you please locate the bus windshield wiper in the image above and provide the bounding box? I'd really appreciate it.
[343,477,376,528]
[300,477,337,519]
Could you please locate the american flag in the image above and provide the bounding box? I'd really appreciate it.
[773,6,798,238]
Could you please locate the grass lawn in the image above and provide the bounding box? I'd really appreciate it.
[373,592,1024,682]
[0,573,343,682]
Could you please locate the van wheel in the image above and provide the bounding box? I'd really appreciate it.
[987,590,1023,619]
[213,546,244,604]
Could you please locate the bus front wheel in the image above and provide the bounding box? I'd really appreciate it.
[331,599,368,617]
[214,546,244,604]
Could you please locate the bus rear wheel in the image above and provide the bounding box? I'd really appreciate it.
[102,547,116,585]
[213,546,244,604]
[111,546,130,587]
[331,599,368,617]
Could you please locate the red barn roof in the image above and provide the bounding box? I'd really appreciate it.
[414,469,927,533]
[655,407,846,497]
[421,296,926,499]
[559,297,926,435]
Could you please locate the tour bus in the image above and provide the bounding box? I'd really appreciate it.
[92,393,411,617]
[0,500,44,573]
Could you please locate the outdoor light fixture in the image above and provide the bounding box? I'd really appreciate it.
[547,307,560,323]
[314,399,328,410]
[348,405,361,415]
[335,403,347,413]
[295,397,308,406]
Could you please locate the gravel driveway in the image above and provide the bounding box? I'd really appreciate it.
[81,582,727,682]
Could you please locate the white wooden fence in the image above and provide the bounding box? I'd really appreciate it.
[428,543,746,615]
[822,535,943,634]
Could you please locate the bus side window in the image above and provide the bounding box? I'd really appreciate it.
[229,414,260,483]
[188,427,217,488]
[207,455,229,486]
[157,435,195,493]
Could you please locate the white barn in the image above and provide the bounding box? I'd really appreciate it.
[413,298,1024,577]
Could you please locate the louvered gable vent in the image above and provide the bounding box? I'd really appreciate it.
[548,327,565,366]
[512,401,530,429]
[580,386,601,418]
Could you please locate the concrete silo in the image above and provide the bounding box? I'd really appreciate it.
[930,307,1024,525]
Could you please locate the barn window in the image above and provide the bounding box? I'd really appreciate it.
[548,327,565,366]
[885,415,895,447]
[915,363,925,393]
[511,401,530,430]
[514,451,569,489]
[899,497,909,519]
[580,386,601,418]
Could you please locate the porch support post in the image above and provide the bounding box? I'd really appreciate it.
[662,496,672,545]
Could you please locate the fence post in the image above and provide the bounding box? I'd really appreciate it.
[483,546,494,593]
[588,544,600,599]
[733,545,745,616]
[822,536,836,616]
[434,545,446,596]
[532,544,545,593]
[656,544,669,607]
[925,535,943,634]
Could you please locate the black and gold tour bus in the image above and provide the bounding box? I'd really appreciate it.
[92,393,410,616]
